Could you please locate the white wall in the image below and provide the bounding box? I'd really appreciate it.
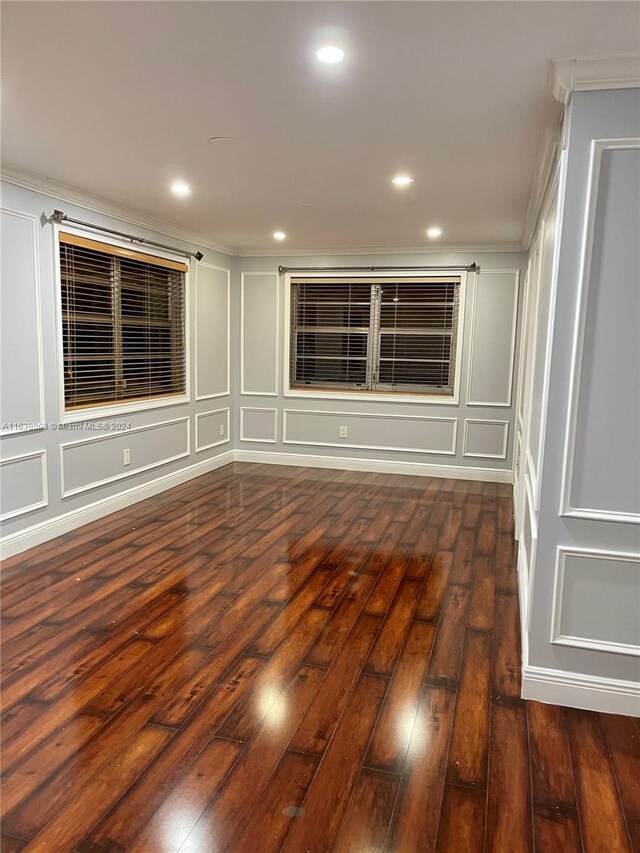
[0,181,234,557]
[236,252,526,479]
[516,88,640,716]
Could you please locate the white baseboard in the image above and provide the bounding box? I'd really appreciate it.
[233,448,513,483]
[517,534,639,716]
[0,451,234,560]
[522,665,640,716]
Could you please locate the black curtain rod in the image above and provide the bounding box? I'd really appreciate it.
[51,210,204,261]
[278,262,478,274]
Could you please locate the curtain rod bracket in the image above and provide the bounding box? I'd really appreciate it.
[278,262,478,275]
[51,210,203,262]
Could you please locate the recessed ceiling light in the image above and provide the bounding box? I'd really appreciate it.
[273,231,286,241]
[316,46,345,64]
[170,180,191,198]
[427,226,443,239]
[391,175,414,187]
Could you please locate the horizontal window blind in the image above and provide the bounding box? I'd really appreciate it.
[60,234,186,409]
[290,277,460,395]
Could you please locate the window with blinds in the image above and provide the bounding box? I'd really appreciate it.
[59,233,186,410]
[290,277,461,395]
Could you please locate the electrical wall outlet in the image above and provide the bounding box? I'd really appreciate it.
[219,423,225,436]
[339,425,348,438]
[123,448,131,466]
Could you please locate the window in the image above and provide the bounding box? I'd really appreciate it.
[59,233,186,411]
[289,276,461,396]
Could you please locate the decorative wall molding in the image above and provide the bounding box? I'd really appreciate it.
[463,419,509,460]
[195,262,231,400]
[234,448,513,483]
[0,208,46,436]
[240,271,279,397]
[239,407,278,444]
[195,408,230,452]
[551,54,640,105]
[0,450,48,522]
[560,138,640,525]
[0,451,234,560]
[0,164,235,257]
[551,546,640,658]
[465,269,519,408]
[60,417,190,498]
[283,408,458,456]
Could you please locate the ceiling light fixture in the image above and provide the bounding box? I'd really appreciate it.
[427,226,443,239]
[273,231,286,241]
[391,175,414,187]
[316,46,345,64]
[170,180,191,198]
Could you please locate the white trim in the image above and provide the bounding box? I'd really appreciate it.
[239,407,278,444]
[60,416,190,498]
[240,271,279,397]
[234,448,512,483]
[195,262,231,400]
[282,269,467,406]
[560,139,640,526]
[517,540,530,655]
[551,546,640,658]
[466,268,520,407]
[522,664,640,717]
[462,419,509,460]
[195,408,230,452]
[52,221,191,424]
[551,54,640,105]
[0,451,48,521]
[0,451,234,560]
[283,408,457,456]
[0,163,235,256]
[522,129,561,251]
[0,209,46,436]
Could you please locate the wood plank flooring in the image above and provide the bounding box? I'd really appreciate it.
[1,462,638,852]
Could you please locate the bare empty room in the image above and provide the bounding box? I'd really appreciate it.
[0,2,639,851]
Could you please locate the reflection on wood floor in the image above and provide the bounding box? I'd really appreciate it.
[1,462,638,852]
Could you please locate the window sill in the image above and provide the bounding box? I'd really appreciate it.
[61,393,190,424]
[284,388,459,406]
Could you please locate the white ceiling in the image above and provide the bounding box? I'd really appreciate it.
[2,2,639,253]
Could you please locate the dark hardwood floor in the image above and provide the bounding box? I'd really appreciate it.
[1,462,638,852]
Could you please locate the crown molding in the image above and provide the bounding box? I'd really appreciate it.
[238,242,524,258]
[0,163,237,257]
[551,53,640,105]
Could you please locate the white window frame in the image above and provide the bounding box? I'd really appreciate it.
[283,269,467,405]
[54,222,191,423]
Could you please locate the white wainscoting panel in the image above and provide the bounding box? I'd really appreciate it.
[196,408,230,452]
[241,272,279,396]
[61,417,190,497]
[283,409,457,455]
[551,547,640,657]
[466,269,519,407]
[195,263,230,399]
[561,140,640,525]
[240,408,278,444]
[463,419,509,459]
[0,209,45,435]
[0,450,48,521]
